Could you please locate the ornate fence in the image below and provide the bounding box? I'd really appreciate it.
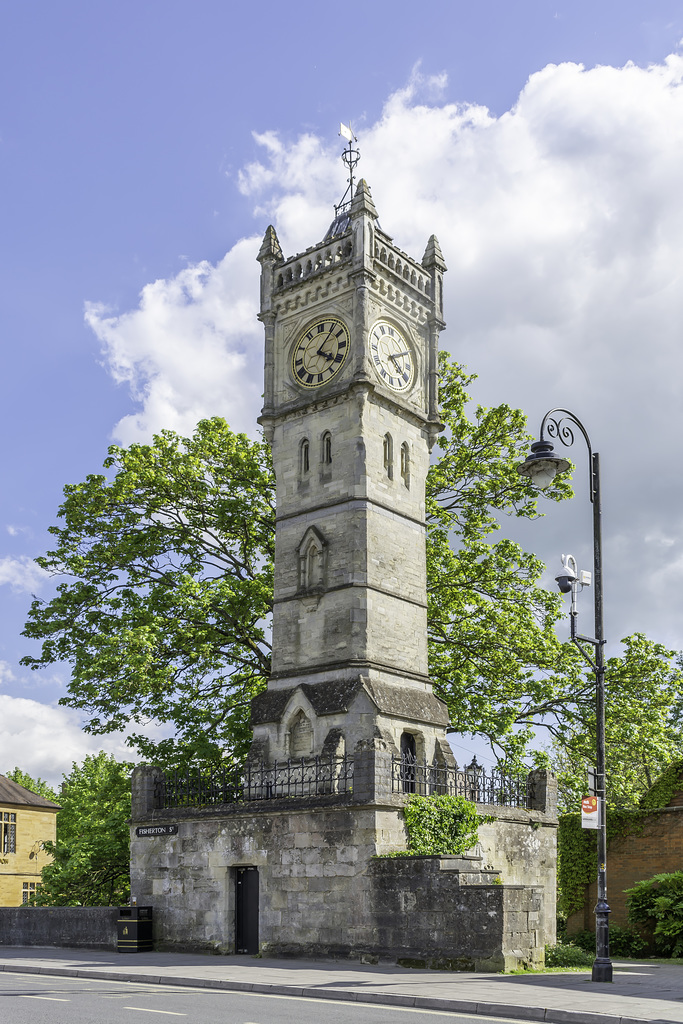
[392,756,529,808]
[155,755,354,809]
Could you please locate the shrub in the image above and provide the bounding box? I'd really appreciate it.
[402,794,488,855]
[627,872,683,957]
[610,924,650,958]
[545,942,593,968]
[568,929,595,953]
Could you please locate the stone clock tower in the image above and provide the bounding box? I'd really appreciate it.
[130,157,557,967]
[251,173,455,772]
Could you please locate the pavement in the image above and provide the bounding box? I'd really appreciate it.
[1,946,683,1024]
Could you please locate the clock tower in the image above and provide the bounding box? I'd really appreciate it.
[251,158,455,773]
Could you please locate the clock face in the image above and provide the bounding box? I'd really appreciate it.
[291,317,350,389]
[370,320,414,393]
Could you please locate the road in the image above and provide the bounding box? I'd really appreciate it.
[0,971,538,1024]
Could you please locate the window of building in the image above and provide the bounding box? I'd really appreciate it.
[400,733,417,794]
[383,433,393,479]
[300,438,310,475]
[2,812,16,855]
[22,882,37,905]
[321,431,332,465]
[400,442,410,488]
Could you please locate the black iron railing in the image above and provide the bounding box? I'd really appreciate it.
[392,755,528,808]
[156,755,354,809]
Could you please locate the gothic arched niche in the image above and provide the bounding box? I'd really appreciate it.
[297,525,328,594]
[289,709,313,759]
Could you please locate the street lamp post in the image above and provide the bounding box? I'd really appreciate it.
[517,409,612,985]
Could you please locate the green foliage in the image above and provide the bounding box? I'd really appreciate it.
[609,925,650,957]
[549,636,683,813]
[627,872,683,957]
[22,418,275,768]
[640,760,683,811]
[557,814,597,917]
[568,926,649,958]
[4,768,58,803]
[544,942,593,968]
[32,753,131,907]
[567,929,594,952]
[402,794,487,855]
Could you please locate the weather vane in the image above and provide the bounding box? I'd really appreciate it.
[335,122,360,214]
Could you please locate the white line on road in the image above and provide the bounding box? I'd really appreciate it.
[20,995,71,1001]
[124,1008,187,1016]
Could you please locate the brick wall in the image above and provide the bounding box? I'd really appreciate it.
[567,806,683,933]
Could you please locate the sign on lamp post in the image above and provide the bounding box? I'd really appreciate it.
[581,796,600,829]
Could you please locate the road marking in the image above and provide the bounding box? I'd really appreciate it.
[21,995,71,1001]
[124,1008,187,1016]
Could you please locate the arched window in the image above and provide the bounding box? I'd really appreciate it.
[321,431,332,465]
[400,732,417,794]
[300,438,310,476]
[297,526,327,594]
[400,442,410,488]
[383,433,393,480]
[305,540,323,591]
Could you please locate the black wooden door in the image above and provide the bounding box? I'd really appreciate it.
[235,866,259,954]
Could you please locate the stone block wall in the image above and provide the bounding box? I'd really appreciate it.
[0,906,119,949]
[366,856,544,971]
[130,765,557,963]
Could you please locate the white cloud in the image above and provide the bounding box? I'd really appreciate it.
[85,238,264,444]
[0,556,48,593]
[87,54,683,652]
[0,661,15,687]
[0,693,171,788]
[0,695,147,788]
[6,525,30,538]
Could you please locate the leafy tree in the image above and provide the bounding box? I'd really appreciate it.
[23,419,274,768]
[32,752,131,906]
[548,635,683,812]
[21,351,624,768]
[4,768,58,803]
[426,354,578,760]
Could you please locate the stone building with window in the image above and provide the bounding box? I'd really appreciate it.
[0,775,59,906]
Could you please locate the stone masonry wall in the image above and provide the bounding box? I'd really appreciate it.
[0,906,118,950]
[130,765,557,963]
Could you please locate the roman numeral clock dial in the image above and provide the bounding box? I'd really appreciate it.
[370,320,415,392]
[292,317,350,388]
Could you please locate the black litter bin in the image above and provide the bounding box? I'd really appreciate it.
[117,905,153,952]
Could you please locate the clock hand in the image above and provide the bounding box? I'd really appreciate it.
[317,334,336,359]
[389,350,410,368]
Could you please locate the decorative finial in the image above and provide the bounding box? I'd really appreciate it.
[335,123,361,215]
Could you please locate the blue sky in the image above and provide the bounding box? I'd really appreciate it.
[2,2,683,783]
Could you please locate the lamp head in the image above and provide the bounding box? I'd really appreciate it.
[517,439,571,490]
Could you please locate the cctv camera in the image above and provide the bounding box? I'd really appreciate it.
[555,553,578,594]
[555,573,575,594]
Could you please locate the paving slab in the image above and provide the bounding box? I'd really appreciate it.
[0,947,682,1024]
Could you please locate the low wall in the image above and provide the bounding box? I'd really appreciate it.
[0,906,119,950]
[365,855,544,971]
